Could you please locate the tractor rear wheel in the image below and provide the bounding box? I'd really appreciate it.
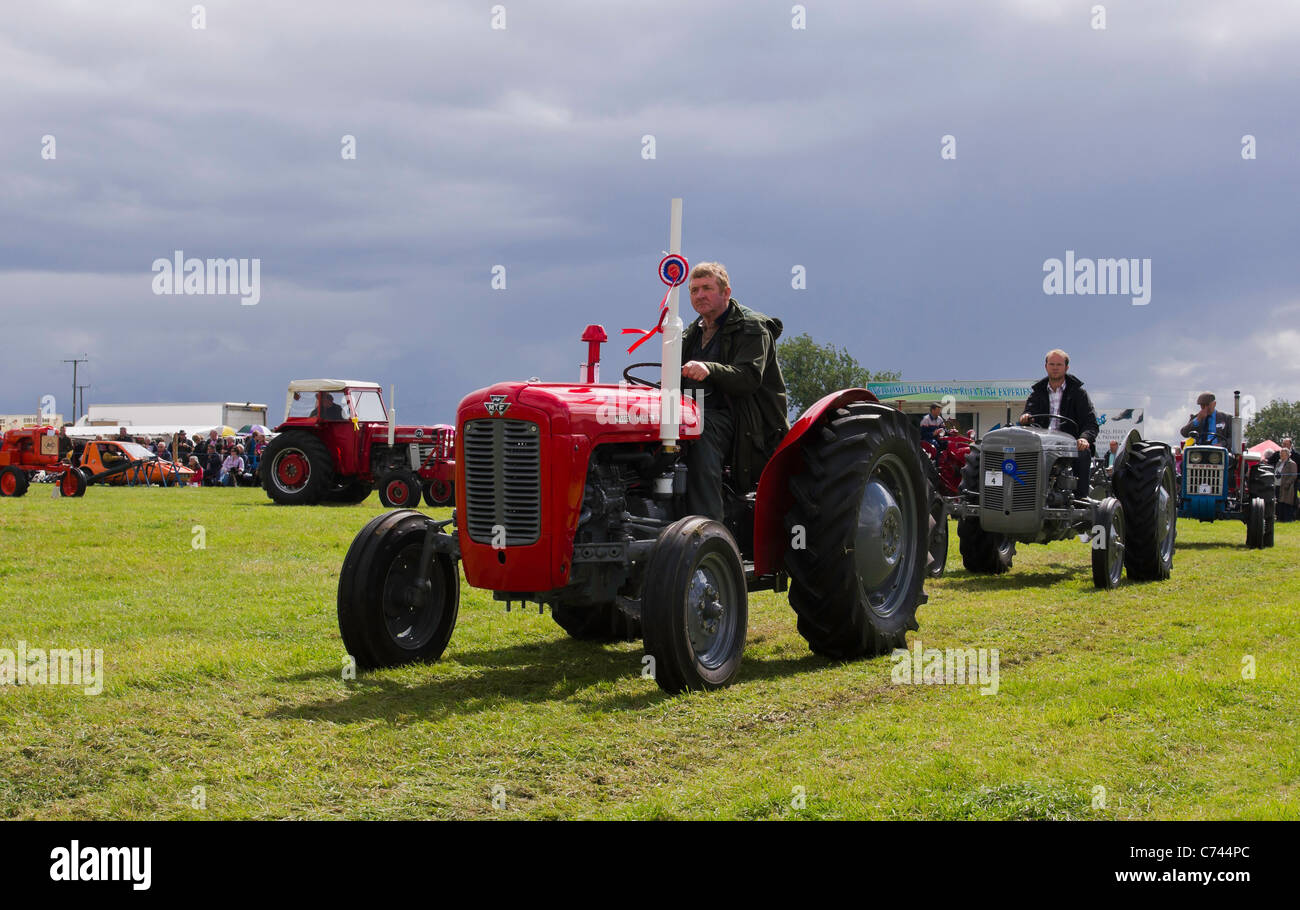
[0,468,29,497]
[378,471,421,508]
[783,402,928,659]
[337,509,460,669]
[641,517,747,693]
[262,432,334,505]
[1113,442,1176,581]
[1245,497,1266,549]
[59,468,87,498]
[924,458,948,579]
[1249,465,1276,548]
[1091,497,1125,589]
[326,479,372,504]
[552,603,641,642]
[956,447,1015,574]
[423,477,455,508]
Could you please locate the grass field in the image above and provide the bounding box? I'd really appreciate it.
[1,485,1296,820]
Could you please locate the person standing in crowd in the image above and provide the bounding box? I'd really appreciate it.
[1277,446,1298,522]
[204,443,223,487]
[1103,440,1120,472]
[175,430,193,463]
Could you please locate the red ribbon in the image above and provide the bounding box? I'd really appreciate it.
[622,285,674,353]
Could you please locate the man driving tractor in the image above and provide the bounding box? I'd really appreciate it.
[680,262,789,521]
[1019,348,1100,498]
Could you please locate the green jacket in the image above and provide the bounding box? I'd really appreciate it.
[682,299,790,492]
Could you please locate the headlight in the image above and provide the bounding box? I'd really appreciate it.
[1209,452,1223,465]
[1189,452,1203,463]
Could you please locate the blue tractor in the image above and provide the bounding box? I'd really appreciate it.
[1177,391,1276,548]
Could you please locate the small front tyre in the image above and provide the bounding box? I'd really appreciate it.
[641,517,747,694]
[337,510,460,669]
[1091,497,1125,590]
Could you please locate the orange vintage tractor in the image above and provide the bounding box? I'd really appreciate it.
[0,426,87,497]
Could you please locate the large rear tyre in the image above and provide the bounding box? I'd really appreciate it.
[784,402,928,659]
[262,431,335,505]
[338,510,460,669]
[423,477,455,508]
[378,471,421,508]
[1091,497,1125,589]
[641,517,747,693]
[1113,441,1176,581]
[1245,497,1266,549]
[552,603,641,642]
[956,445,1015,574]
[0,467,30,497]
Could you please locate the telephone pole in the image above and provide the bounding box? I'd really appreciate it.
[62,356,88,423]
[77,384,90,424]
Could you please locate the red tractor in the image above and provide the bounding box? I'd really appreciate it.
[261,380,455,508]
[336,201,935,694]
[0,426,89,497]
[917,427,973,579]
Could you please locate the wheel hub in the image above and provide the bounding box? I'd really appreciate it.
[275,450,309,491]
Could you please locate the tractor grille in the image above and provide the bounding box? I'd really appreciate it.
[463,418,541,546]
[1185,462,1223,497]
[983,452,1038,512]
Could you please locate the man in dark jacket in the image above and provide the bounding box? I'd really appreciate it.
[1019,348,1100,498]
[1179,393,1232,446]
[680,262,789,521]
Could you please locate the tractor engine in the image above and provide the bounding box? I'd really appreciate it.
[975,425,1081,541]
[455,379,700,607]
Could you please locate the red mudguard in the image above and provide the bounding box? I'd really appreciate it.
[752,389,881,576]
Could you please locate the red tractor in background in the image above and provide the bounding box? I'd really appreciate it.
[917,426,973,579]
[336,200,935,694]
[0,426,88,497]
[261,379,455,508]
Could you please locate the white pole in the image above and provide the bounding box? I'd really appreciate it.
[660,198,684,448]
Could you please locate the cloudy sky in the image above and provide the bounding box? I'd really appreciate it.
[3,0,1298,441]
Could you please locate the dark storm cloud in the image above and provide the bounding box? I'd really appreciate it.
[2,1,1298,438]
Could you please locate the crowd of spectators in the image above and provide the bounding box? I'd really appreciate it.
[69,426,268,487]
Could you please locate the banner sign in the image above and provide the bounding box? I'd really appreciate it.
[865,380,1035,403]
[1095,408,1145,445]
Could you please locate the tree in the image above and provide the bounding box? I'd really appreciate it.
[1245,398,1300,446]
[776,333,900,417]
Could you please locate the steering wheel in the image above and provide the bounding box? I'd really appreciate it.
[623,362,661,389]
[1022,413,1079,433]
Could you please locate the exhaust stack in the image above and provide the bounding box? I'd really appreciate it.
[660,198,684,450]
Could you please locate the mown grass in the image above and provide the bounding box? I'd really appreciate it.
[1,486,1296,819]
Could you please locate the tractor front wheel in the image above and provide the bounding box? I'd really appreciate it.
[784,402,928,659]
[1091,497,1125,589]
[423,477,455,508]
[59,468,87,498]
[1114,442,1176,581]
[338,510,460,669]
[924,459,948,579]
[641,517,747,693]
[262,432,335,505]
[378,471,421,508]
[1245,497,1266,549]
